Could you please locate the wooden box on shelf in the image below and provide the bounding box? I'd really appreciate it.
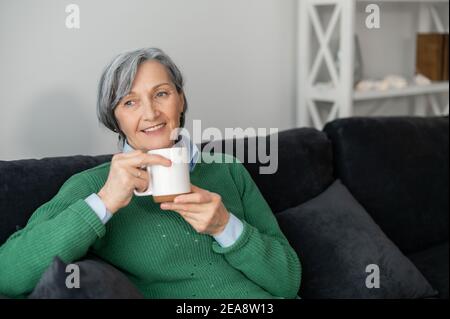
[443,34,448,81]
[416,33,449,81]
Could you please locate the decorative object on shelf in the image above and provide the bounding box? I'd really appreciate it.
[383,75,408,90]
[355,80,374,92]
[414,74,432,86]
[355,75,408,92]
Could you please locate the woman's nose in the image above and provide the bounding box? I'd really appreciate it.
[141,99,159,119]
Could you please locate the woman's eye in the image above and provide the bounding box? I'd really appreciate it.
[124,100,135,107]
[155,91,168,98]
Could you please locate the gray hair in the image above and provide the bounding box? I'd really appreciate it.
[97,48,188,148]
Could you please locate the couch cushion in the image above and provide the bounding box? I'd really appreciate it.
[201,127,334,213]
[0,155,112,244]
[276,179,437,299]
[323,116,449,254]
[408,242,449,299]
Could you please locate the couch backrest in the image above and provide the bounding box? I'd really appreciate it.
[200,127,334,213]
[0,155,112,244]
[324,116,449,254]
[0,127,334,244]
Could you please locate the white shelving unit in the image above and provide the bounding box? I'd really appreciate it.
[297,0,449,129]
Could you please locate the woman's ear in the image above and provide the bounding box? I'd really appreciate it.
[179,91,186,113]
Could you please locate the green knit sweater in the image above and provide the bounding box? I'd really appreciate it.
[0,153,301,299]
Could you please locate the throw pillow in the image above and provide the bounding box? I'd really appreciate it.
[276,180,437,298]
[28,256,143,299]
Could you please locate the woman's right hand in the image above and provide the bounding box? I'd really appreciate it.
[97,150,172,214]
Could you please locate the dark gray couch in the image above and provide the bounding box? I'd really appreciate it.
[0,116,448,298]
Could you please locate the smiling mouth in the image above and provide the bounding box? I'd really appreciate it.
[141,123,166,133]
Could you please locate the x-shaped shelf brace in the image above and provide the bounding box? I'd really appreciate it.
[427,95,449,116]
[305,2,343,129]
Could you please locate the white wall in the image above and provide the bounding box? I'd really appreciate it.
[0,0,297,160]
[1,0,448,161]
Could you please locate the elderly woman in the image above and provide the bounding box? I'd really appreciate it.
[0,48,301,299]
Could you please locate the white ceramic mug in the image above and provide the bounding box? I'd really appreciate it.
[134,147,191,203]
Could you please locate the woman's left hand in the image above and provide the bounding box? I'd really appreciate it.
[160,184,230,236]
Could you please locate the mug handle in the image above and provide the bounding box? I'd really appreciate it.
[133,166,153,196]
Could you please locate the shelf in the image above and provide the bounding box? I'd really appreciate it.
[297,0,449,128]
[309,82,449,102]
[354,82,449,100]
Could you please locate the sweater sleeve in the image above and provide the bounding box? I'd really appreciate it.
[0,173,106,298]
[211,157,301,299]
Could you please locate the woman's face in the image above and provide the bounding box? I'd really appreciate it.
[114,60,185,151]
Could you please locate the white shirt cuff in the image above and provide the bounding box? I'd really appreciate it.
[85,193,113,225]
[212,212,244,248]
